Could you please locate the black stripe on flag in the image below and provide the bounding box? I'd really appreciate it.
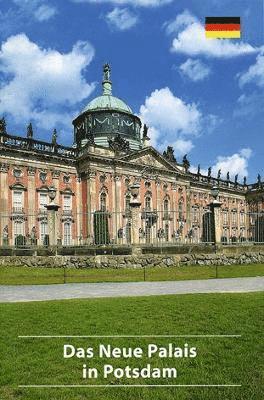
[205,17,240,24]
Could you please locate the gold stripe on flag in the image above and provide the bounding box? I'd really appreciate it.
[206,31,241,39]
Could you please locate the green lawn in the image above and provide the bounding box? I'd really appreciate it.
[0,292,263,400]
[0,264,264,285]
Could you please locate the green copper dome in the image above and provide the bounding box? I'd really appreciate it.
[82,95,132,114]
[82,63,132,114]
[73,64,142,151]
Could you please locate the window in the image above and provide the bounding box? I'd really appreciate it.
[145,196,151,211]
[223,211,228,225]
[13,191,23,211]
[178,202,183,221]
[164,199,169,212]
[40,221,48,244]
[63,195,72,211]
[64,222,72,245]
[240,212,245,225]
[192,207,199,223]
[232,211,237,224]
[100,192,107,212]
[14,220,24,238]
[39,193,48,210]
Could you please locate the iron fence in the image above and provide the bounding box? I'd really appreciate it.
[0,209,263,248]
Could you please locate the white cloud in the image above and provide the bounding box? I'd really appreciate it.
[171,139,194,155]
[234,92,264,118]
[106,7,138,30]
[139,87,203,156]
[179,58,211,81]
[165,10,258,58]
[211,148,252,179]
[0,34,95,133]
[13,0,57,21]
[238,52,264,87]
[72,0,173,6]
[34,4,57,21]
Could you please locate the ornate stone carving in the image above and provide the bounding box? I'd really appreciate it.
[108,134,130,154]
[52,170,61,179]
[0,163,9,173]
[27,166,36,176]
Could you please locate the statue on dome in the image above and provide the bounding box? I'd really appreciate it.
[103,63,111,81]
[143,124,149,139]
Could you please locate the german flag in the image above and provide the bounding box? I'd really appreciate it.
[205,17,241,39]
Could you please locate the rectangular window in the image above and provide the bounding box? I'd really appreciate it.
[13,191,23,211]
[63,195,72,211]
[40,221,48,244]
[240,213,245,224]
[14,220,24,238]
[39,193,48,209]
[64,222,72,245]
[232,212,237,224]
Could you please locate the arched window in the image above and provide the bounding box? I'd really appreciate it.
[145,196,151,211]
[100,192,107,212]
[178,201,183,221]
[164,199,169,212]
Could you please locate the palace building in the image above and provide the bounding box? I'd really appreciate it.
[0,64,263,247]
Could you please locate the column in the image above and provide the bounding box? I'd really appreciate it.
[46,203,60,246]
[210,200,222,244]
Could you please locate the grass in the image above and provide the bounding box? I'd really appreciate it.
[0,264,264,285]
[0,292,263,400]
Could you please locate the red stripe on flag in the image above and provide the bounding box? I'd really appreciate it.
[205,23,240,31]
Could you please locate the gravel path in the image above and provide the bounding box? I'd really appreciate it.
[0,277,263,303]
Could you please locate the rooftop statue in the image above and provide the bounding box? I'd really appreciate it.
[0,117,7,135]
[27,123,33,139]
[235,174,238,184]
[208,167,212,178]
[217,169,221,179]
[182,154,190,172]
[197,164,201,175]
[52,129,57,146]
[163,146,176,163]
[226,171,230,181]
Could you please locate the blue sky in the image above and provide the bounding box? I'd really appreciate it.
[0,0,263,182]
